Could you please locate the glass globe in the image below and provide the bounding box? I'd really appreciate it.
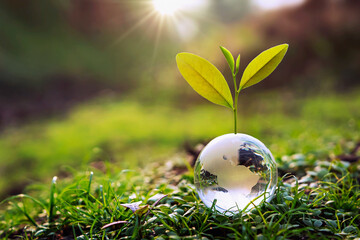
[194,133,277,215]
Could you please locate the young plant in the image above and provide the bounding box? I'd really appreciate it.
[176,44,288,134]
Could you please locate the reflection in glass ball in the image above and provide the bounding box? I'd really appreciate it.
[194,133,277,215]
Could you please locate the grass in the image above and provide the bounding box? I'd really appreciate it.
[0,149,359,239]
[0,90,360,238]
[0,99,231,198]
[0,90,359,199]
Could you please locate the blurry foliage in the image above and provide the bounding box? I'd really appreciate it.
[238,0,360,93]
[209,0,253,23]
[1,0,112,84]
[0,0,178,126]
[0,0,359,128]
[0,0,177,87]
[1,0,359,93]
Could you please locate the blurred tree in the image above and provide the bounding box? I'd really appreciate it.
[231,0,360,94]
[209,0,254,23]
[0,0,180,127]
[0,0,359,126]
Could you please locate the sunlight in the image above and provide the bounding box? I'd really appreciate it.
[150,0,209,42]
[253,0,305,10]
[111,0,209,62]
[152,0,181,16]
[152,0,208,16]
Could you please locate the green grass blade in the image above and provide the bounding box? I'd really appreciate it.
[87,171,94,201]
[49,176,57,223]
[13,201,38,227]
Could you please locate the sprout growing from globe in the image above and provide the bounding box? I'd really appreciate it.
[176,44,288,214]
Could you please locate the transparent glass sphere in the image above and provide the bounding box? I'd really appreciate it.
[194,133,277,214]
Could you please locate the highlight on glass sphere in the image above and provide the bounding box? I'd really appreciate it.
[194,133,278,215]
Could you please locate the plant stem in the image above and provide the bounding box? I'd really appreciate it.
[232,73,240,134]
[233,90,241,134]
[233,107,237,134]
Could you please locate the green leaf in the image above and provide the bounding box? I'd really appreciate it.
[284,196,294,201]
[235,54,240,75]
[220,46,234,73]
[314,220,322,228]
[176,52,233,109]
[240,44,288,89]
[303,219,312,226]
[343,226,356,233]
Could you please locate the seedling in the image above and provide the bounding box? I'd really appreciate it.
[176,44,288,133]
[176,44,288,213]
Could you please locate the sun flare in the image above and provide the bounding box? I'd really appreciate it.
[152,0,207,16]
[152,0,182,16]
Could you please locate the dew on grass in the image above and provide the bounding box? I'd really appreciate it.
[194,133,277,215]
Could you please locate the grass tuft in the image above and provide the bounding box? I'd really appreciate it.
[1,152,360,239]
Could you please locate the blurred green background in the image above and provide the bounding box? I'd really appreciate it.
[0,0,359,199]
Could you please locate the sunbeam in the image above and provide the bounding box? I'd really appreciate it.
[152,0,207,16]
[108,0,210,72]
[110,10,156,47]
[110,0,209,46]
[151,15,165,65]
